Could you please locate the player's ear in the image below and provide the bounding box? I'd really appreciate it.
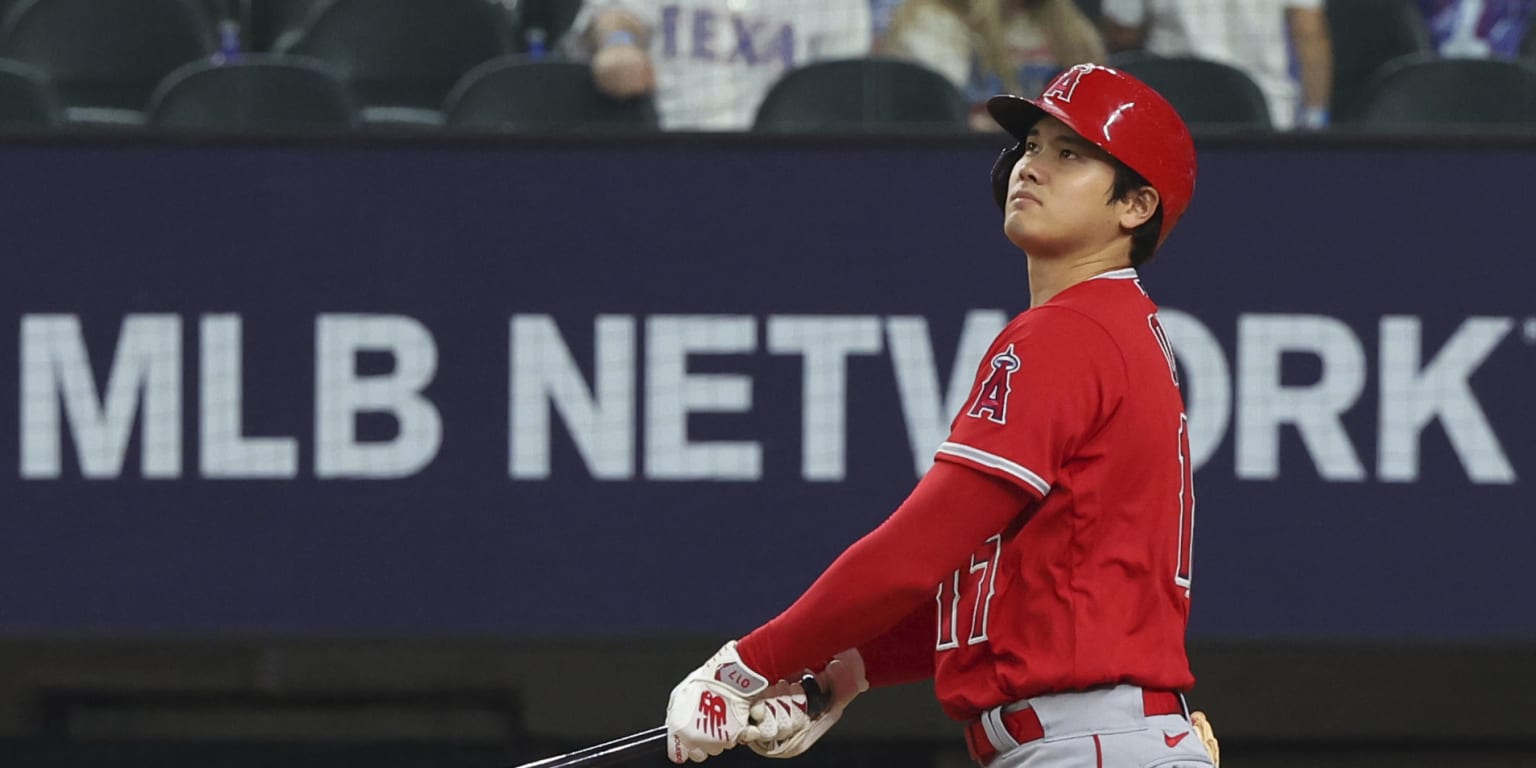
[1118,186,1160,232]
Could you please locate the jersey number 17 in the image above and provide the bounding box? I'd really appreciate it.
[933,315,1196,650]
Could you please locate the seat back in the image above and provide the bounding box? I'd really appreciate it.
[1108,52,1271,128]
[281,0,512,109]
[1354,53,1536,129]
[147,55,359,130]
[446,57,657,132]
[1327,0,1432,121]
[753,58,969,133]
[0,56,59,127]
[247,0,331,51]
[0,0,215,110]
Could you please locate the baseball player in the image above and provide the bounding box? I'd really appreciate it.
[569,0,871,130]
[663,64,1212,767]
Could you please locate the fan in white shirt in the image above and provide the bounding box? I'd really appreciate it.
[570,0,872,130]
[1101,0,1333,129]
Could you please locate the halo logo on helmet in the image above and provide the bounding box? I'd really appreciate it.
[985,64,1198,249]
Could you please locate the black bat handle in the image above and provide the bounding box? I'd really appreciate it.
[799,671,833,718]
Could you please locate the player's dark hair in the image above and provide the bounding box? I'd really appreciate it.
[1108,160,1163,267]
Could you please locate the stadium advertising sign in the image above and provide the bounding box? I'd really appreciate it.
[0,143,1530,639]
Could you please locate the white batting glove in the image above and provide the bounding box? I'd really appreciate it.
[745,648,869,758]
[741,680,811,744]
[664,640,769,764]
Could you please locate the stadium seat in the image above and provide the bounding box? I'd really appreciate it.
[146,55,358,131]
[1107,52,1271,128]
[510,0,584,54]
[0,56,59,128]
[1352,54,1536,129]
[1327,0,1431,121]
[0,0,216,124]
[445,57,657,132]
[278,0,514,127]
[752,58,968,133]
[247,0,330,51]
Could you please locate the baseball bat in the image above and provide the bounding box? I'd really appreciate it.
[509,674,829,768]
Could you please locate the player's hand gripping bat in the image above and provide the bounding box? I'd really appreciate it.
[508,674,830,768]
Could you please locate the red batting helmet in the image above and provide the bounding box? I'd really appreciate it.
[988,64,1197,247]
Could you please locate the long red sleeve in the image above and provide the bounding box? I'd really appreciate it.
[858,601,937,688]
[736,462,1034,682]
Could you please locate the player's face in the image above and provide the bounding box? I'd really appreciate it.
[1001,117,1152,258]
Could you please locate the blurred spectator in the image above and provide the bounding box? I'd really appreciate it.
[1101,0,1332,129]
[871,0,906,42]
[1419,0,1535,58]
[568,1,871,130]
[881,0,1105,131]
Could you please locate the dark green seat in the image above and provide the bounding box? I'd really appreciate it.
[0,57,58,128]
[147,54,359,131]
[278,0,513,125]
[1327,0,1431,121]
[1107,52,1271,129]
[445,57,657,133]
[1354,53,1536,129]
[753,58,969,133]
[0,0,215,122]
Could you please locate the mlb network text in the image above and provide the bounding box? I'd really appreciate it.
[16,312,1521,484]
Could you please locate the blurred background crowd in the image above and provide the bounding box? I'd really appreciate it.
[0,0,1532,134]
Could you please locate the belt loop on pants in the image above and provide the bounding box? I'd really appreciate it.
[964,688,1186,766]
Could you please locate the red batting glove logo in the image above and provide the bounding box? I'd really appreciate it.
[695,690,729,739]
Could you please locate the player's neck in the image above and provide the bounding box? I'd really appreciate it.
[1026,244,1134,308]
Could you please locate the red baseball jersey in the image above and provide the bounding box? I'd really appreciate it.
[929,267,1195,719]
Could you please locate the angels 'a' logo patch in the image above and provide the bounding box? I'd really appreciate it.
[1042,64,1092,103]
[967,344,1021,424]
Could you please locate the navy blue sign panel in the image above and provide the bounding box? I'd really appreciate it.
[0,140,1530,640]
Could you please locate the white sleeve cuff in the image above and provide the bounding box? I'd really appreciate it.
[935,442,1050,496]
